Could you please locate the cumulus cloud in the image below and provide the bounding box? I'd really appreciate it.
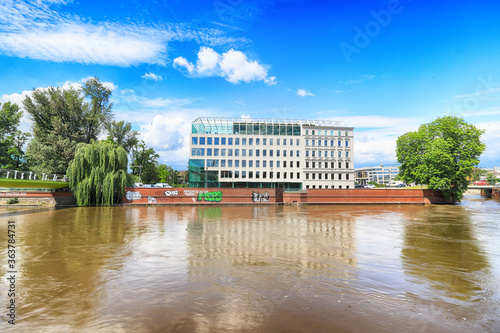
[142,72,163,81]
[297,89,314,97]
[174,47,276,85]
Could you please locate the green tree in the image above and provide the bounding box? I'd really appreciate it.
[105,120,138,153]
[0,102,30,169]
[157,164,173,183]
[130,141,159,184]
[396,116,485,202]
[67,141,132,206]
[24,77,113,173]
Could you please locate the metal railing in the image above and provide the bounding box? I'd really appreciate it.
[0,169,68,182]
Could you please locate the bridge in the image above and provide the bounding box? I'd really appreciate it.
[468,185,498,190]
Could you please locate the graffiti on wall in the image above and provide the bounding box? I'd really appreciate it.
[126,191,142,200]
[147,196,157,203]
[164,190,179,196]
[184,190,208,197]
[252,191,270,203]
[197,191,223,202]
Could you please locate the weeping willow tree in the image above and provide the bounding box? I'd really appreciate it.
[67,141,133,206]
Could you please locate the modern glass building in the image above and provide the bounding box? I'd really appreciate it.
[354,164,400,186]
[188,117,355,190]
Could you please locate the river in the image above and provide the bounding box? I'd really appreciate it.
[1,193,499,332]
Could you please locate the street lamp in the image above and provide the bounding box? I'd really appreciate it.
[131,165,143,183]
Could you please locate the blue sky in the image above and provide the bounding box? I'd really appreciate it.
[1,0,500,170]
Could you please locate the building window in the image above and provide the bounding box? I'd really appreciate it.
[290,161,293,168]
[277,161,280,168]
[345,140,349,147]
[207,137,213,145]
[256,171,260,179]
[338,162,342,168]
[319,151,322,157]
[270,138,274,145]
[297,172,300,179]
[324,140,327,146]
[297,150,299,157]
[312,162,316,168]
[242,149,246,157]
[263,138,267,145]
[263,161,267,167]
[192,137,198,145]
[242,138,246,145]
[346,151,349,158]
[221,149,226,156]
[312,151,316,157]
[306,185,310,189]
[284,161,287,168]
[339,174,342,180]
[283,150,287,157]
[306,151,309,157]
[312,140,316,146]
[263,150,267,157]
[306,130,309,135]
[319,174,322,180]
[290,139,293,145]
[306,162,309,168]
[306,139,309,146]
[331,162,335,168]
[249,138,253,145]
[221,160,226,167]
[235,160,239,167]
[319,185,322,189]
[338,151,342,158]
[228,149,233,156]
[318,140,321,146]
[277,172,280,179]
[284,172,287,179]
[256,149,260,157]
[339,185,342,189]
[256,161,260,168]
[242,160,246,167]
[270,150,274,157]
[346,185,349,189]
[283,139,286,146]
[338,140,341,147]
[256,138,260,145]
[270,161,273,168]
[200,137,206,145]
[221,137,226,145]
[235,149,239,156]
[312,173,316,179]
[214,149,219,156]
[290,150,293,157]
[249,171,253,178]
[242,171,246,178]
[249,161,253,167]
[346,162,349,169]
[249,149,253,157]
[235,138,240,145]
[297,162,300,168]
[296,139,299,145]
[228,138,233,145]
[277,139,280,145]
[228,160,233,167]
[346,174,350,180]
[306,173,309,180]
[277,150,280,157]
[312,130,315,135]
[263,171,267,178]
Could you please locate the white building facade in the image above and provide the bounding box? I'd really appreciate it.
[188,117,355,190]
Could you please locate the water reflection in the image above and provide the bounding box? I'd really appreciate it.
[401,205,490,301]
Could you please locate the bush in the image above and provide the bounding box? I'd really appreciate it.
[7,197,19,204]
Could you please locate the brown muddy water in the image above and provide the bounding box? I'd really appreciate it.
[0,193,499,332]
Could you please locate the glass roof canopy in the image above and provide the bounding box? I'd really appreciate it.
[191,117,351,135]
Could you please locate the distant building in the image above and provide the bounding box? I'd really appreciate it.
[355,164,400,186]
[188,117,355,190]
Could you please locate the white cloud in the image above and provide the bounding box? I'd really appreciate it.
[142,72,163,81]
[297,89,314,97]
[0,0,241,66]
[174,47,276,85]
[339,74,375,85]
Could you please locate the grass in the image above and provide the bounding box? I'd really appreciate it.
[0,178,69,189]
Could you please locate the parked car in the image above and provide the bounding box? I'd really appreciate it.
[365,184,376,189]
[396,183,406,187]
[355,184,364,188]
[473,181,490,185]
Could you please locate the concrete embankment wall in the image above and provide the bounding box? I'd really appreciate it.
[0,191,75,206]
[121,187,452,205]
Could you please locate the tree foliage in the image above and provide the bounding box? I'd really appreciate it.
[130,141,159,184]
[67,141,132,206]
[0,102,30,169]
[396,116,485,202]
[105,120,138,153]
[23,77,113,173]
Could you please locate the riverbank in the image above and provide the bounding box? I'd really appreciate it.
[121,187,453,205]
